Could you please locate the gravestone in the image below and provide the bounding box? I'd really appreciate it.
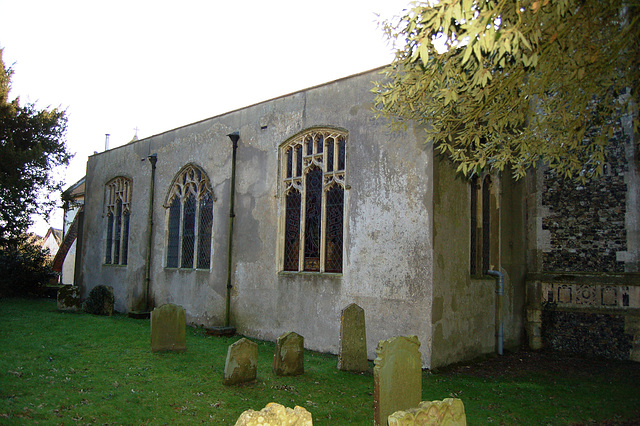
[388,398,467,425]
[235,402,312,425]
[223,338,258,386]
[57,285,81,312]
[337,303,369,372]
[273,331,304,376]
[82,285,114,316]
[374,335,422,426]
[150,303,186,352]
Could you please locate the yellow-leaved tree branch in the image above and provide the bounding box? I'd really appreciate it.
[373,0,640,181]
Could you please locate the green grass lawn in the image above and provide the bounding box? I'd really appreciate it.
[1,298,638,425]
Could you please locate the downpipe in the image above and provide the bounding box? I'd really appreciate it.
[487,269,504,355]
[225,132,240,328]
[144,153,157,312]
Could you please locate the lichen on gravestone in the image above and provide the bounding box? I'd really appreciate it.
[150,303,186,353]
[234,402,312,426]
[223,338,258,386]
[273,331,304,376]
[387,398,467,426]
[82,285,114,316]
[57,285,81,312]
[374,335,422,426]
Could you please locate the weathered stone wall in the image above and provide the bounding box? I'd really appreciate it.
[431,159,527,368]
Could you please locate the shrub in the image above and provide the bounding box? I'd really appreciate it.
[0,237,54,298]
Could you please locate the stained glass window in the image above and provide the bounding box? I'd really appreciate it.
[105,214,114,264]
[280,129,347,273]
[167,198,181,268]
[325,186,344,273]
[470,175,492,275]
[482,176,491,273]
[166,164,214,269]
[197,193,214,269]
[284,191,301,271]
[114,200,122,265]
[181,194,196,268]
[105,177,132,265]
[304,167,323,271]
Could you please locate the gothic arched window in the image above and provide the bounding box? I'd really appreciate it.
[105,177,132,265]
[281,129,347,273]
[165,165,215,269]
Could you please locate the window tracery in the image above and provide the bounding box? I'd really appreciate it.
[165,165,214,269]
[281,129,346,273]
[105,177,132,265]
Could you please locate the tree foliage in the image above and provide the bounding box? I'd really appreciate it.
[373,0,640,180]
[0,234,54,298]
[0,48,72,246]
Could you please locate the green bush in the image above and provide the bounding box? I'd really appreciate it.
[0,237,54,298]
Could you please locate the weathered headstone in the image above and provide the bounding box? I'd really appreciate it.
[338,303,369,372]
[374,335,422,426]
[223,338,258,386]
[273,331,304,376]
[82,285,114,316]
[57,285,81,312]
[388,398,467,425]
[150,303,186,353]
[235,402,312,426]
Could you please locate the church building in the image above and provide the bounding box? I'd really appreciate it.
[77,67,639,368]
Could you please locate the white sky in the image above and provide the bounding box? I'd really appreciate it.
[0,0,410,236]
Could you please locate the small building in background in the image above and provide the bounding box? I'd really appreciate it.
[41,227,62,260]
[52,177,85,285]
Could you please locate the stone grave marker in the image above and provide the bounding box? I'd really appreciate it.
[337,303,369,372]
[223,338,258,386]
[387,398,467,425]
[373,335,422,426]
[82,285,114,316]
[235,402,312,425]
[150,303,186,353]
[273,331,304,376]
[57,285,81,312]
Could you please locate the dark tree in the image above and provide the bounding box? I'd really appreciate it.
[0,48,72,247]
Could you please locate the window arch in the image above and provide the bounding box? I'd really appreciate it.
[165,164,215,269]
[280,128,347,273]
[105,177,132,265]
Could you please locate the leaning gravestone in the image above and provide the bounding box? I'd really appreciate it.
[150,304,186,353]
[374,335,422,426]
[338,303,369,372]
[273,331,304,376]
[223,338,258,386]
[57,285,81,312]
[235,402,312,425]
[82,285,114,316]
[387,398,467,425]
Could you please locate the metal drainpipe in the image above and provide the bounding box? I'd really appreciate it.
[145,154,158,312]
[225,132,240,327]
[487,269,504,355]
